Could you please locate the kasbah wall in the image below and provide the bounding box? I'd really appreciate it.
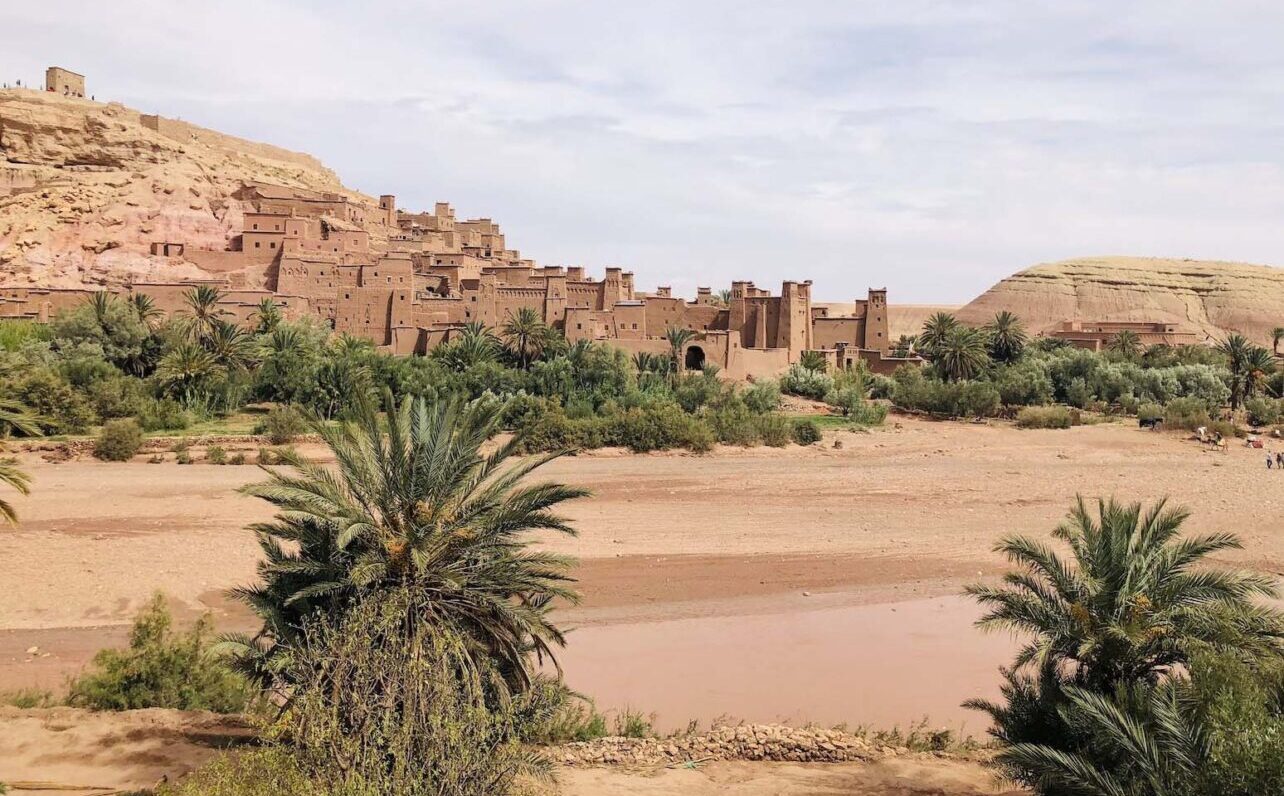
[0,179,915,379]
[2,70,914,380]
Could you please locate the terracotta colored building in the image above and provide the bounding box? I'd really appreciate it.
[0,180,912,380]
[45,66,85,98]
[1046,320,1199,351]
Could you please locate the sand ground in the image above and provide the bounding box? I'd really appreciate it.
[0,706,1020,796]
[1,417,1281,788]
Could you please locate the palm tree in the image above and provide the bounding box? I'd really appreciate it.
[227,393,588,692]
[1273,327,1284,356]
[985,311,1028,363]
[260,324,305,358]
[664,326,697,381]
[128,293,163,328]
[1217,334,1274,410]
[180,285,226,343]
[87,291,117,324]
[917,312,960,362]
[0,398,40,526]
[1141,343,1172,367]
[436,322,498,371]
[156,342,226,405]
[252,297,283,334]
[936,326,990,382]
[331,332,375,358]
[716,289,732,306]
[1107,329,1142,359]
[967,497,1279,692]
[1243,345,1277,402]
[632,351,668,375]
[996,683,1208,796]
[205,319,257,373]
[501,307,551,370]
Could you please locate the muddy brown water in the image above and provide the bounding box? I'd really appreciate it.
[556,594,1017,734]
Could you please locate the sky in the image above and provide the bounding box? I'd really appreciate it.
[5,1,1284,303]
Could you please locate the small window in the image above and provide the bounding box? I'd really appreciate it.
[577,323,583,330]
[270,242,276,249]
[631,323,638,330]
[252,223,259,230]
[254,241,261,248]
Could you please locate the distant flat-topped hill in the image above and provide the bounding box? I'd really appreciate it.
[956,256,1284,345]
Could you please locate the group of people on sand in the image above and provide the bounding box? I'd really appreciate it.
[1268,451,1284,470]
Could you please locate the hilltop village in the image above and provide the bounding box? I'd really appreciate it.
[0,67,1243,375]
[2,184,909,379]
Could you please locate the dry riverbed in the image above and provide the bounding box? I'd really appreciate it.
[2,416,1280,740]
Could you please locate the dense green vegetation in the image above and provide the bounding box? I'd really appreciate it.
[967,497,1284,795]
[886,311,1283,422]
[0,289,861,456]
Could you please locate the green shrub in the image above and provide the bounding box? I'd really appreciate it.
[610,404,714,453]
[520,682,609,744]
[17,370,97,433]
[230,452,247,465]
[1208,419,1242,439]
[254,404,308,445]
[138,397,191,432]
[278,588,558,795]
[93,418,143,461]
[1115,393,1140,415]
[868,374,896,400]
[1185,650,1284,795]
[823,384,866,416]
[1015,406,1073,429]
[742,379,781,413]
[847,401,889,425]
[1245,397,1283,427]
[158,748,323,796]
[0,319,48,352]
[613,708,656,738]
[67,593,251,712]
[892,370,999,418]
[86,375,146,419]
[176,450,193,464]
[780,364,833,400]
[704,404,761,446]
[257,447,275,465]
[1,688,56,708]
[1164,396,1212,430]
[206,445,227,465]
[1138,402,1164,422]
[791,418,822,445]
[754,413,791,447]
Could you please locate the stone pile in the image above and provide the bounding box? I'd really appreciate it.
[555,724,884,768]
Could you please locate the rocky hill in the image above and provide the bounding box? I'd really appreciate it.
[0,89,365,288]
[957,256,1284,345]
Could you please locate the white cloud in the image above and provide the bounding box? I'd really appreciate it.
[5,1,1284,302]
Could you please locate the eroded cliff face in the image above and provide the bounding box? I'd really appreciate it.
[0,89,358,288]
[957,256,1284,345]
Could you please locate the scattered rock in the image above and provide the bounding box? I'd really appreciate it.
[555,724,878,768]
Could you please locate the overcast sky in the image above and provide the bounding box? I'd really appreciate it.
[6,1,1284,303]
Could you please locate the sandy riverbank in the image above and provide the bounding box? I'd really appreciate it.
[2,417,1281,730]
